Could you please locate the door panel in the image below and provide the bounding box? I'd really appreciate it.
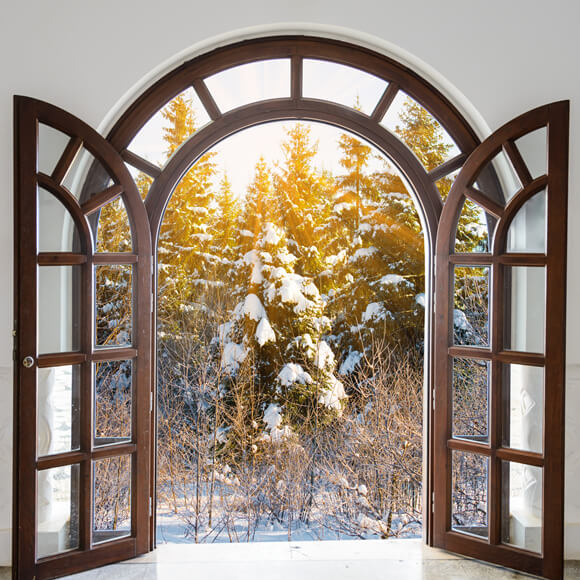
[14,97,152,579]
[434,102,568,579]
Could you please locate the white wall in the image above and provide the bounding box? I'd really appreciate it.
[1,0,580,564]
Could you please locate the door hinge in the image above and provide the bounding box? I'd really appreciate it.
[432,491,435,513]
[150,391,153,413]
[149,496,153,517]
[432,388,436,411]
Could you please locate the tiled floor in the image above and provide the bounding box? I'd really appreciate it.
[1,540,579,579]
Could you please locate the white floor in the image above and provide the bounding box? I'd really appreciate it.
[6,539,575,579]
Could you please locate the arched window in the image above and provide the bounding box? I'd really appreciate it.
[13,36,568,579]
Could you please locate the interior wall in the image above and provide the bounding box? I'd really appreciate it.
[1,0,579,564]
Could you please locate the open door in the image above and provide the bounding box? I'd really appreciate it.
[13,97,153,579]
[433,101,569,579]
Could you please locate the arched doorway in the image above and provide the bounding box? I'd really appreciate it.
[13,36,568,579]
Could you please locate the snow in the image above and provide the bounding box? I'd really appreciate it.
[242,294,266,321]
[319,375,347,410]
[221,342,248,372]
[361,302,393,323]
[350,247,378,262]
[378,274,409,287]
[453,309,471,331]
[255,317,276,347]
[333,202,355,213]
[276,274,318,313]
[263,403,292,441]
[358,484,368,496]
[314,341,335,369]
[262,222,282,246]
[415,293,425,308]
[339,351,363,375]
[277,363,313,387]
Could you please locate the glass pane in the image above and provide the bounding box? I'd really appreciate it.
[38,124,71,177]
[303,59,387,115]
[453,266,489,347]
[501,461,542,553]
[452,451,488,538]
[514,128,547,181]
[475,151,520,203]
[128,88,210,168]
[504,266,546,353]
[38,187,81,253]
[38,266,81,354]
[93,455,131,543]
[502,364,544,454]
[62,147,111,201]
[37,464,80,559]
[506,190,546,253]
[455,198,491,253]
[94,360,132,446]
[95,265,132,347]
[96,197,132,253]
[205,59,290,113]
[381,91,459,168]
[452,358,489,442]
[37,365,80,457]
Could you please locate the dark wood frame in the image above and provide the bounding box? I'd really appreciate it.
[13,36,568,580]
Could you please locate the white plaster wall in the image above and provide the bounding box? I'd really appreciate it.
[1,0,580,564]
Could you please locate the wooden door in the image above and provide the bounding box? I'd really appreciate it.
[433,101,568,579]
[13,97,153,579]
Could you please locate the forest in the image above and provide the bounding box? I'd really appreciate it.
[93,92,489,542]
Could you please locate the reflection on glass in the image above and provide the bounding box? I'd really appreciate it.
[95,265,132,347]
[37,464,80,559]
[38,266,81,354]
[94,360,132,446]
[502,364,544,454]
[452,451,488,538]
[128,88,210,169]
[507,190,546,254]
[96,197,132,253]
[514,128,547,181]
[504,266,545,353]
[93,455,131,544]
[453,358,489,442]
[62,147,111,201]
[38,124,70,177]
[381,91,459,167]
[475,150,520,203]
[453,266,489,347]
[205,59,291,113]
[455,198,490,253]
[38,187,80,253]
[501,461,542,553]
[303,59,387,115]
[37,365,80,457]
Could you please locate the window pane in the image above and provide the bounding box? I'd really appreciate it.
[37,464,80,559]
[303,59,387,115]
[38,187,81,253]
[93,455,132,544]
[473,150,520,203]
[38,124,70,177]
[62,148,110,201]
[205,59,290,113]
[95,197,133,253]
[506,190,546,254]
[452,451,488,538]
[452,358,489,442]
[38,266,81,354]
[453,266,489,347]
[37,365,80,457]
[94,360,132,446]
[502,364,544,454]
[501,461,542,553]
[455,198,491,253]
[514,128,547,181]
[95,265,132,348]
[504,266,545,354]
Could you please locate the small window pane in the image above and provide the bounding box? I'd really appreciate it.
[96,197,133,253]
[501,461,542,553]
[38,187,81,253]
[94,360,132,447]
[38,124,70,177]
[474,151,520,203]
[303,59,387,115]
[38,266,81,354]
[455,198,491,253]
[452,451,488,538]
[504,266,545,354]
[93,456,131,544]
[205,59,290,113]
[453,358,489,442]
[454,266,489,347]
[514,128,547,181]
[62,148,111,201]
[37,464,80,559]
[507,190,546,254]
[37,365,80,457]
[502,364,544,454]
[95,265,132,348]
